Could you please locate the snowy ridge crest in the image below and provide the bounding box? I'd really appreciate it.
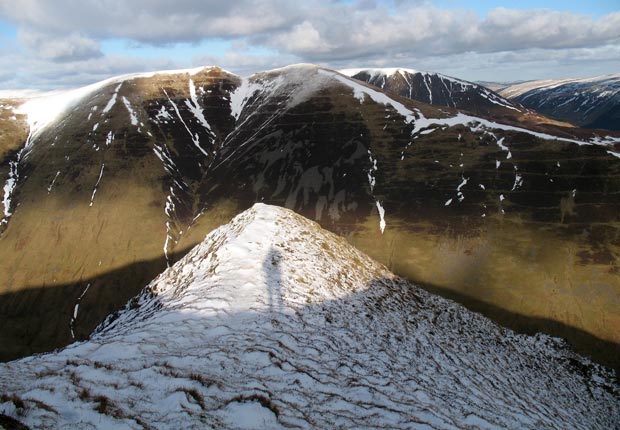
[0,204,618,429]
[100,202,390,335]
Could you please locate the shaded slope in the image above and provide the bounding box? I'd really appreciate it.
[0,67,241,359]
[0,204,617,429]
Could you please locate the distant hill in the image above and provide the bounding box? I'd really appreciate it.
[341,68,521,117]
[498,75,620,130]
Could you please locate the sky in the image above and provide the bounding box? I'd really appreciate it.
[0,0,618,90]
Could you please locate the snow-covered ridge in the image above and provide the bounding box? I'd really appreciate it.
[0,204,617,429]
[320,69,593,146]
[14,65,231,140]
[340,67,420,78]
[341,67,520,112]
[340,67,475,88]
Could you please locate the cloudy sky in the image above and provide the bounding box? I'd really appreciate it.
[0,0,618,89]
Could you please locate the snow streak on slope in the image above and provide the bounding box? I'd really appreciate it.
[89,164,105,207]
[163,88,210,157]
[121,96,138,126]
[47,170,60,193]
[0,128,36,227]
[151,137,191,266]
[0,204,617,429]
[102,83,122,114]
[1,160,18,223]
[366,148,386,234]
[186,78,213,133]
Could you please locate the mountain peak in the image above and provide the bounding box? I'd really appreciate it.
[340,67,420,77]
[13,65,236,139]
[261,63,323,74]
[100,202,391,333]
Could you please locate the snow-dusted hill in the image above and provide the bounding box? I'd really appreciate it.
[498,75,620,130]
[341,67,521,116]
[0,204,617,429]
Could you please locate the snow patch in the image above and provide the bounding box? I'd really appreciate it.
[163,88,210,157]
[339,67,420,78]
[102,83,122,114]
[70,283,91,339]
[511,172,524,191]
[219,401,283,430]
[185,78,213,132]
[229,78,262,120]
[411,111,590,146]
[12,66,225,142]
[607,150,620,159]
[456,176,469,202]
[375,200,386,234]
[1,160,18,222]
[122,96,138,126]
[105,131,114,146]
[89,164,105,207]
[47,171,61,193]
[155,105,173,122]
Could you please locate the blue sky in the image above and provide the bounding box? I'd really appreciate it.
[0,0,618,89]
[432,0,619,18]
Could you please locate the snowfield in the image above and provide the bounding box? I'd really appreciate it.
[0,204,618,429]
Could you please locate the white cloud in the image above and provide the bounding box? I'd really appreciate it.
[0,1,619,88]
[259,5,620,60]
[193,49,299,76]
[270,21,332,54]
[479,8,620,51]
[0,0,304,43]
[0,51,176,89]
[18,30,102,62]
[399,45,620,83]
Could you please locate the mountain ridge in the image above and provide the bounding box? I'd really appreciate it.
[340,67,523,116]
[0,64,619,374]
